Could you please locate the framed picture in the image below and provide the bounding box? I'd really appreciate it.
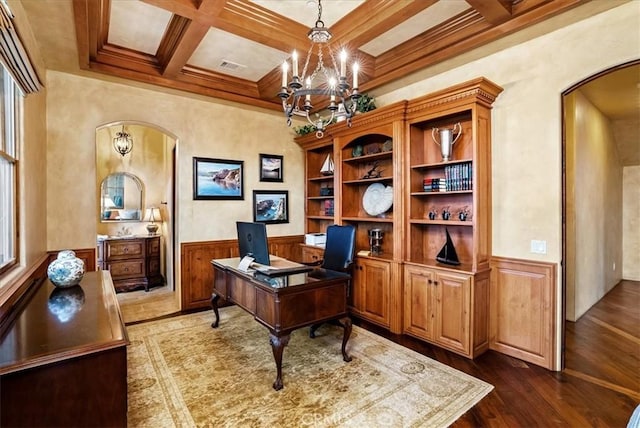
[193,157,244,200]
[253,190,289,224]
[259,154,283,182]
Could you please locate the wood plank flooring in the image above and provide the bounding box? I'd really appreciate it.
[120,280,639,426]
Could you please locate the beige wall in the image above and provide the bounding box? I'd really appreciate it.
[623,166,640,280]
[566,90,623,320]
[45,72,306,253]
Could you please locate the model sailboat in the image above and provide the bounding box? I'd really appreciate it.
[320,154,334,176]
[436,228,460,265]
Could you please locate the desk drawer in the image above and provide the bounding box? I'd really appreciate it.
[106,260,145,279]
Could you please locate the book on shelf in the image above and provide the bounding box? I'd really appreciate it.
[323,199,334,215]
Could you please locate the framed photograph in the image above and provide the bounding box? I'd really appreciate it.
[259,154,283,182]
[253,190,289,224]
[193,157,244,200]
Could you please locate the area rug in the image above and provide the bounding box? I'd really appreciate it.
[126,306,493,427]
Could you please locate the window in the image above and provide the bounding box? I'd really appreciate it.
[0,66,21,275]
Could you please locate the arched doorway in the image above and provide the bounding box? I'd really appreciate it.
[95,121,180,321]
[562,59,640,366]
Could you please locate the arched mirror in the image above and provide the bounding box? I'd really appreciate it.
[100,172,143,221]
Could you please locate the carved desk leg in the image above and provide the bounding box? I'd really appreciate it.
[210,293,220,328]
[340,317,353,362]
[269,333,290,390]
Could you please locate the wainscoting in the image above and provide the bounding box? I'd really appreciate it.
[489,256,557,369]
[180,235,304,311]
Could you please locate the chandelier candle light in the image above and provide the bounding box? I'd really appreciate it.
[113,125,133,157]
[278,0,360,138]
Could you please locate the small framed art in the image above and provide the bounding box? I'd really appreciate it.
[193,157,244,200]
[253,190,289,224]
[259,154,283,182]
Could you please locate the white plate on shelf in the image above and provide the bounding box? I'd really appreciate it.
[362,183,393,216]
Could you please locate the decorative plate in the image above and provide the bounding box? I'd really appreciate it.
[362,183,393,216]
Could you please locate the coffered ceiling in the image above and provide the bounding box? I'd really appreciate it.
[70,0,590,112]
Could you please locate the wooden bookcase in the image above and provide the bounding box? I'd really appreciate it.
[297,134,336,235]
[295,79,502,356]
[297,102,406,333]
[403,77,502,357]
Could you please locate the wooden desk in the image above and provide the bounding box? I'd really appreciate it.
[0,271,128,427]
[211,258,352,390]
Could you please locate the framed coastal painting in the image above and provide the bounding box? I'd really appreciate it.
[193,157,244,200]
[253,190,289,224]
[259,154,283,182]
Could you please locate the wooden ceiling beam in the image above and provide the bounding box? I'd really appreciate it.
[466,0,512,24]
[158,16,209,77]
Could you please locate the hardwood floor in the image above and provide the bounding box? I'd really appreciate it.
[120,280,639,426]
[354,280,639,427]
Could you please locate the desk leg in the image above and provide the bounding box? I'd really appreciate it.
[340,317,353,362]
[269,333,290,391]
[210,293,220,328]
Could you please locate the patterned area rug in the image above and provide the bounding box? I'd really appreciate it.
[127,306,493,427]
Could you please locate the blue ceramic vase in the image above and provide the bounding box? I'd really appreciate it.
[47,250,85,288]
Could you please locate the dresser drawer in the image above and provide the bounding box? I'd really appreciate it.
[106,260,145,280]
[106,241,145,260]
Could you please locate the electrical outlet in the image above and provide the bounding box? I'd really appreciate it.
[530,239,547,254]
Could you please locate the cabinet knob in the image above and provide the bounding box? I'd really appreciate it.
[434,280,438,286]
[427,279,432,284]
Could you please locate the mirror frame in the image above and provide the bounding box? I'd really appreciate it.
[100,172,144,222]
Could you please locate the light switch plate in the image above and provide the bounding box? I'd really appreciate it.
[530,239,547,254]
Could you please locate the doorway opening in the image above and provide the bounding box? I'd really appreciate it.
[562,59,640,367]
[95,121,180,323]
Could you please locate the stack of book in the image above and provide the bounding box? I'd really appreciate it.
[444,162,473,191]
[423,177,447,192]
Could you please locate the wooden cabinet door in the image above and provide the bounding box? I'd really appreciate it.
[403,265,436,340]
[353,258,390,327]
[434,270,471,355]
[301,246,324,264]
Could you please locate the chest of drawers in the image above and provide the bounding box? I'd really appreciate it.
[98,235,163,292]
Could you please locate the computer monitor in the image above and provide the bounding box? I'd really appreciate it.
[236,221,270,266]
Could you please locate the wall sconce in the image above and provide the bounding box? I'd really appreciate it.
[113,125,133,157]
[143,207,162,235]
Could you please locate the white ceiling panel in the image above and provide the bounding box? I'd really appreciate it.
[250,0,364,27]
[108,0,172,55]
[188,28,290,81]
[360,0,470,56]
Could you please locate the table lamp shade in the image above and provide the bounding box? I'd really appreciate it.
[144,207,162,235]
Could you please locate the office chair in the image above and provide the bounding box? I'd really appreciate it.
[305,224,356,338]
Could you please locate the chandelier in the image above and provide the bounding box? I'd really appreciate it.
[278,0,360,138]
[113,125,133,156]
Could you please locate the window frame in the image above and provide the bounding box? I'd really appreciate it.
[0,66,22,276]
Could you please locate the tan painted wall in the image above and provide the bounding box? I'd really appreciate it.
[570,90,623,320]
[45,72,305,253]
[623,166,640,280]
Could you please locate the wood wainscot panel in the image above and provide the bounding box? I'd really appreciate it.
[180,235,304,311]
[490,257,556,370]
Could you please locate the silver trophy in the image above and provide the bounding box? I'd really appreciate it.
[432,122,462,162]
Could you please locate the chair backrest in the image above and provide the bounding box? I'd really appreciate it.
[321,224,356,272]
